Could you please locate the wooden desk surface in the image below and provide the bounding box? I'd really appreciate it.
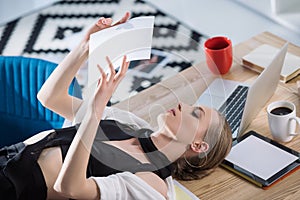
[115,32,300,200]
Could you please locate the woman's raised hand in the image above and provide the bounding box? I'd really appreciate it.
[83,12,130,43]
[90,56,130,119]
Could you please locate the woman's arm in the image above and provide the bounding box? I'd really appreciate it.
[37,13,130,121]
[54,56,130,199]
[37,40,87,121]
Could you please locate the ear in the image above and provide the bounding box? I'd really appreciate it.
[190,141,210,153]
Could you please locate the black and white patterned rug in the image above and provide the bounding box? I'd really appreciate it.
[0,0,207,104]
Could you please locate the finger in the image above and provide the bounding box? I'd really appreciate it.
[113,12,130,26]
[123,56,130,72]
[95,17,104,27]
[115,56,129,81]
[96,17,113,29]
[97,64,107,85]
[119,55,128,75]
[105,56,116,81]
[115,62,129,85]
[120,12,130,23]
[102,18,113,26]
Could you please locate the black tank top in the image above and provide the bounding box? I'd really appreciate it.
[53,120,173,179]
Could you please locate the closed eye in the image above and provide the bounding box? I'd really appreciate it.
[192,106,205,119]
[191,107,201,119]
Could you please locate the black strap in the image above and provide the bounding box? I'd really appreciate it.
[137,129,173,179]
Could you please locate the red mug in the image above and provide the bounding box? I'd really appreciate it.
[204,36,232,74]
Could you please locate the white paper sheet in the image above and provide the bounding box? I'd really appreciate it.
[226,135,298,180]
[88,16,155,87]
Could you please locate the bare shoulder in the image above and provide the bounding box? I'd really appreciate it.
[135,172,168,198]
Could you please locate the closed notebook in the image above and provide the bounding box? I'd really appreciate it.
[242,44,300,83]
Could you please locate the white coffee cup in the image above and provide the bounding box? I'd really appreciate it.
[267,101,300,142]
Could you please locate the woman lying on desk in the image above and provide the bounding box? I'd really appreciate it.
[0,12,232,200]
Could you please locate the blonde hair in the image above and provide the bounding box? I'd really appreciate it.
[172,111,232,180]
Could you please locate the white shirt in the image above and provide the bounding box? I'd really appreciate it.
[91,172,175,200]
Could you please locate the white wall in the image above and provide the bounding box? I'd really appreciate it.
[0,0,59,25]
[146,0,300,46]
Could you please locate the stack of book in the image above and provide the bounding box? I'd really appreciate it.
[242,44,300,83]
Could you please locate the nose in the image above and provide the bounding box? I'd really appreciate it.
[178,102,190,111]
[178,102,195,112]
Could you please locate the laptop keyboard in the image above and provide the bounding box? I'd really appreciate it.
[219,85,249,133]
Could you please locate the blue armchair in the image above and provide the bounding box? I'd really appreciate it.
[0,56,82,148]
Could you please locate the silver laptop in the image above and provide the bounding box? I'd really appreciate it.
[195,43,288,139]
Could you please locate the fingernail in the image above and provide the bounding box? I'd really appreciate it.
[105,18,112,25]
[96,17,104,26]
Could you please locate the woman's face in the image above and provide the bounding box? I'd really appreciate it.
[157,103,218,145]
